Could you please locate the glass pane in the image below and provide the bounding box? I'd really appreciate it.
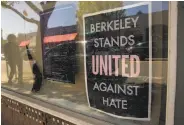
[1,1,168,125]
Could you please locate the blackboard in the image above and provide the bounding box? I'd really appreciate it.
[43,41,76,83]
[84,2,152,120]
[40,4,77,84]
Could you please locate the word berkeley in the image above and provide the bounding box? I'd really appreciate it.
[90,16,139,33]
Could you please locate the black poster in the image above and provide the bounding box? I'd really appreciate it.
[40,4,77,84]
[84,3,152,120]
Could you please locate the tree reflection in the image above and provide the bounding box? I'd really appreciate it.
[1,1,57,70]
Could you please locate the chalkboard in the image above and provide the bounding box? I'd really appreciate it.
[43,41,76,83]
[84,2,152,120]
[40,4,77,84]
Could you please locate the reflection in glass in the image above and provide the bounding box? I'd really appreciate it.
[1,1,168,125]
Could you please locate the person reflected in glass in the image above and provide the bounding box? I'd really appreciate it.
[25,45,43,92]
[4,34,23,84]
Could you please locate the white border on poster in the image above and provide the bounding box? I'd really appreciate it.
[83,2,152,121]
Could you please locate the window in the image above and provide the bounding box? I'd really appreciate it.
[1,1,168,125]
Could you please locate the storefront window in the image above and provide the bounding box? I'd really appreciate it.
[1,1,168,125]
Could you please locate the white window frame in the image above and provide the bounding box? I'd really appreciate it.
[166,1,178,125]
